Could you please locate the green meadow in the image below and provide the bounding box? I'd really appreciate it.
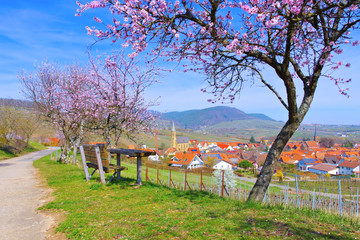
[35,155,360,239]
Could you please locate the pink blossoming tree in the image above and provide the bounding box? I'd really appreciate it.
[77,0,360,201]
[20,63,90,164]
[20,54,159,163]
[86,52,160,148]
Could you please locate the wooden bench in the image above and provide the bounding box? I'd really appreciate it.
[80,144,127,184]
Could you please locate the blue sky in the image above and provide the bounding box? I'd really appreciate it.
[1,0,360,125]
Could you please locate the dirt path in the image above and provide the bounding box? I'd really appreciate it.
[0,148,63,240]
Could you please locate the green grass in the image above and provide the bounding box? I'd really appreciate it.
[276,178,360,196]
[0,141,47,160]
[34,155,360,239]
[0,149,14,159]
[24,141,47,152]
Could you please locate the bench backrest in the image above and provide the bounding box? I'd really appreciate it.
[82,144,110,168]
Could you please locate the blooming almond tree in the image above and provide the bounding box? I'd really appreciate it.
[87,52,160,148]
[20,62,90,164]
[77,0,360,201]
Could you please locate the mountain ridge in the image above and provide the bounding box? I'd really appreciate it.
[160,106,277,129]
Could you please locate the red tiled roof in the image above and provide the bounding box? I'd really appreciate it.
[338,161,360,168]
[309,163,338,172]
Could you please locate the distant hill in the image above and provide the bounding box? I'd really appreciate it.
[0,98,34,109]
[247,113,275,121]
[160,106,276,129]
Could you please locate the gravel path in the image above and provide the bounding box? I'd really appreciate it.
[0,148,60,240]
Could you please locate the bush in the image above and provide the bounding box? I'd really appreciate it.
[0,140,26,154]
[238,160,253,169]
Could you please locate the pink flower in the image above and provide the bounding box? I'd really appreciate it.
[94,17,102,23]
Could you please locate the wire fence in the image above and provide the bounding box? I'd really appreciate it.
[143,167,360,218]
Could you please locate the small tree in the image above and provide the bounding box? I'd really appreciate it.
[274,170,284,182]
[249,136,256,143]
[320,137,335,148]
[87,52,160,147]
[213,169,236,192]
[20,62,90,164]
[238,160,253,169]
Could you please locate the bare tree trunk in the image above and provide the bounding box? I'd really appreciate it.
[72,144,78,165]
[59,143,71,164]
[247,120,300,202]
[104,127,112,149]
[72,121,84,165]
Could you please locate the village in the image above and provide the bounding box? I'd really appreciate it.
[148,122,360,178]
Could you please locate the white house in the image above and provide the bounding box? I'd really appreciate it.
[338,161,360,176]
[308,163,339,175]
[169,153,204,169]
[148,154,160,161]
[213,160,232,170]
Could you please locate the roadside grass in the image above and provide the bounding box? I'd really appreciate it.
[24,141,47,153]
[35,155,360,239]
[0,149,14,159]
[0,141,47,160]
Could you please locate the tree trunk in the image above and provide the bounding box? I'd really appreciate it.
[247,120,300,202]
[72,121,84,165]
[72,144,78,165]
[59,143,70,164]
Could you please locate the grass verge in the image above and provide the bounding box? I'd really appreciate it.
[35,155,360,239]
[0,141,47,160]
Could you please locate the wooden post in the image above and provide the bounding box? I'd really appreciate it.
[169,169,172,187]
[116,153,121,180]
[239,179,242,201]
[356,187,359,217]
[312,189,316,210]
[339,180,343,216]
[157,168,159,184]
[95,146,106,184]
[185,170,187,191]
[79,146,90,181]
[295,176,300,207]
[221,170,225,197]
[183,171,186,191]
[136,156,142,185]
[200,170,203,191]
[146,168,148,182]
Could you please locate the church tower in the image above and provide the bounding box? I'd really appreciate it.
[314,125,319,142]
[171,122,177,149]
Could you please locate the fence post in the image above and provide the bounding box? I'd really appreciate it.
[339,180,343,216]
[312,189,316,210]
[239,179,242,201]
[295,176,300,207]
[146,168,148,182]
[211,178,213,194]
[221,170,225,197]
[200,170,203,191]
[185,170,187,191]
[183,171,186,191]
[218,173,222,196]
[169,169,172,188]
[285,182,289,205]
[357,187,359,217]
[157,168,159,185]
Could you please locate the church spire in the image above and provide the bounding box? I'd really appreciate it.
[171,122,177,149]
[314,125,319,142]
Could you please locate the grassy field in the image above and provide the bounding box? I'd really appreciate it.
[276,178,360,196]
[0,141,47,160]
[35,155,360,239]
